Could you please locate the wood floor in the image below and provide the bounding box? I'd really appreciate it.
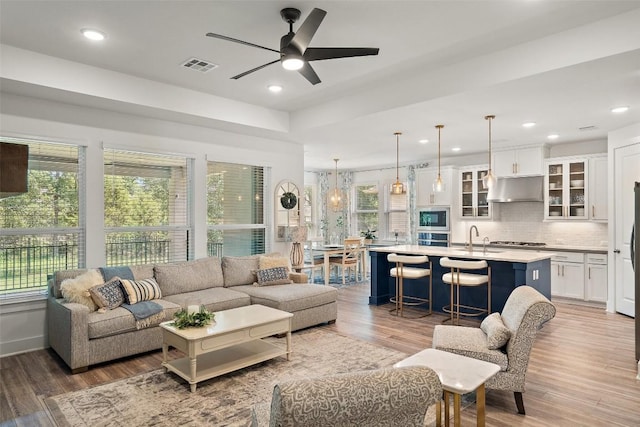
[1,283,638,427]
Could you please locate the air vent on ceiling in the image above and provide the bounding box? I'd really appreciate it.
[578,125,598,132]
[181,58,218,73]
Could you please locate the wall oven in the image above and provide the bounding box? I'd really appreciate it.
[417,207,450,231]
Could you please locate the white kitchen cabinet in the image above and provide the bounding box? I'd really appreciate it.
[588,156,607,221]
[416,167,455,207]
[585,253,607,302]
[493,146,546,177]
[459,166,491,219]
[544,159,588,220]
[550,252,585,299]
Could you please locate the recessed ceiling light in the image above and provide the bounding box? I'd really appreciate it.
[451,147,461,152]
[547,134,559,140]
[267,84,283,93]
[81,28,106,41]
[522,122,536,128]
[610,106,629,113]
[419,139,429,144]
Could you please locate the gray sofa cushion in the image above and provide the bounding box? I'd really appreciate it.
[130,263,155,280]
[432,324,508,370]
[154,257,224,296]
[163,287,251,313]
[222,255,260,287]
[87,299,181,339]
[233,284,338,313]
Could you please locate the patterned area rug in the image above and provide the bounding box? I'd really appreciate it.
[44,329,422,426]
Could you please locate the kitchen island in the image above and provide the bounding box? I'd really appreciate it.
[369,245,553,315]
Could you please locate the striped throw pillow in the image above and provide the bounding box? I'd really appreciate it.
[120,278,162,304]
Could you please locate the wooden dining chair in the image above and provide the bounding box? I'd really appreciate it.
[329,237,364,284]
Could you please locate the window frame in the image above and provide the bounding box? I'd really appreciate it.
[206,161,268,257]
[103,148,194,267]
[0,138,85,296]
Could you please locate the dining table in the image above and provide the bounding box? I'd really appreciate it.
[311,244,367,285]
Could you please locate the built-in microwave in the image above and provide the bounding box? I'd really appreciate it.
[417,207,450,231]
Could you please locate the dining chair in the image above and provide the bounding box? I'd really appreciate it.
[329,237,363,284]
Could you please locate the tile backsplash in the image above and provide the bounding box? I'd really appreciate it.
[452,202,608,247]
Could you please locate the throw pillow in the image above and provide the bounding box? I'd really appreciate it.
[481,312,512,350]
[120,278,162,305]
[89,277,125,310]
[259,255,291,271]
[254,267,293,286]
[60,269,104,311]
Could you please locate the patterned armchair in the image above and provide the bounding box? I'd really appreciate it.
[432,285,556,415]
[252,366,442,427]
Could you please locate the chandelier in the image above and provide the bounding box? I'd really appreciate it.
[329,158,343,212]
[391,132,405,194]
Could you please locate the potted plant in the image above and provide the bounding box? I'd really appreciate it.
[360,228,377,244]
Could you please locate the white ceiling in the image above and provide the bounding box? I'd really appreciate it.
[1,1,639,170]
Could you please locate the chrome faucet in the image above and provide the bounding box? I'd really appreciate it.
[468,225,479,251]
[483,236,490,254]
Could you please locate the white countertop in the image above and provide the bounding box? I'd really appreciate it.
[451,242,607,254]
[369,244,553,263]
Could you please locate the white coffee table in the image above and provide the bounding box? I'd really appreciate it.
[160,304,293,392]
[394,348,500,427]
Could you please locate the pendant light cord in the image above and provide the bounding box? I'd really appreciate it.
[436,125,443,178]
[395,132,400,182]
[485,115,495,171]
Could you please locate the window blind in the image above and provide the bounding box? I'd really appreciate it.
[388,191,408,237]
[0,139,84,293]
[207,161,265,257]
[354,184,379,234]
[104,149,192,266]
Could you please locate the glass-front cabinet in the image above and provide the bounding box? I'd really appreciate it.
[545,159,588,220]
[459,166,491,218]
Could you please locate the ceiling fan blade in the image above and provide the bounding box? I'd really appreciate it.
[289,8,326,54]
[206,32,280,54]
[304,47,380,61]
[231,59,280,80]
[298,62,321,85]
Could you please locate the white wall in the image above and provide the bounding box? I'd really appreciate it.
[0,93,304,357]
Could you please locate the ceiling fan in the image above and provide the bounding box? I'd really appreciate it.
[206,7,379,85]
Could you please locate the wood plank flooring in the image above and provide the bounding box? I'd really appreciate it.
[1,283,638,426]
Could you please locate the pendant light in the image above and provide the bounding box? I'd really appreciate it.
[434,124,444,192]
[483,115,497,190]
[391,132,405,194]
[329,158,343,212]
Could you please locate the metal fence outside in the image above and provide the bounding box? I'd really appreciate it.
[2,239,226,293]
[0,242,78,292]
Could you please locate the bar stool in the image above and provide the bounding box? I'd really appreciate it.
[440,257,491,325]
[388,253,432,318]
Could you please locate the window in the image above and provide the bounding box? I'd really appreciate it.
[0,139,84,295]
[104,149,192,266]
[387,188,408,240]
[207,161,266,257]
[353,184,378,236]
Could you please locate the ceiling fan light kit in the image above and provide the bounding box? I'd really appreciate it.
[206,7,379,85]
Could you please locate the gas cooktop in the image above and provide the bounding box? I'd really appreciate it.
[489,241,547,247]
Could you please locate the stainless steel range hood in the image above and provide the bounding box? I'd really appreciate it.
[487,176,543,203]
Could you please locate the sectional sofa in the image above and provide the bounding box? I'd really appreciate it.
[47,254,338,373]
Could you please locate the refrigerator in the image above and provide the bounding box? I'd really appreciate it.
[635,182,639,364]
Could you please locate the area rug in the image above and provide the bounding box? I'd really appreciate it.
[44,329,430,427]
